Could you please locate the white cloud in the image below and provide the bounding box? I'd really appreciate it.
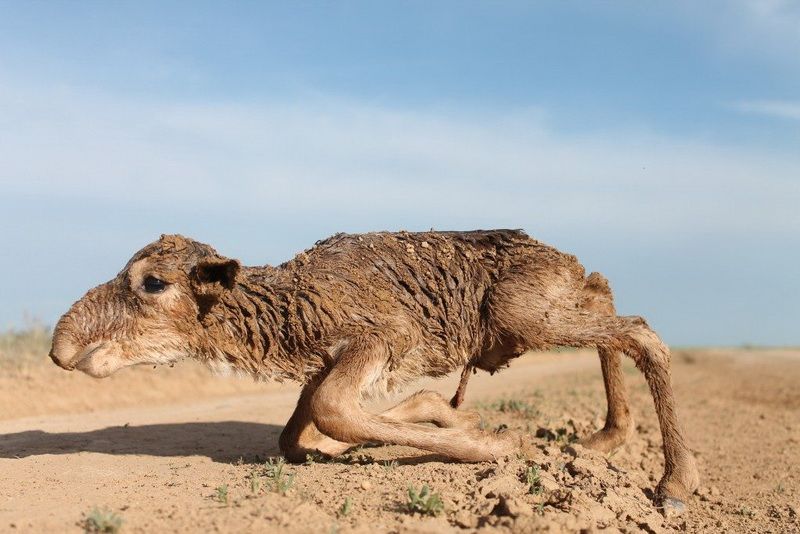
[1,78,798,345]
[0,80,798,241]
[732,100,800,121]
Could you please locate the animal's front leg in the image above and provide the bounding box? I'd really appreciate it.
[279,380,353,462]
[382,390,482,430]
[449,364,474,408]
[309,337,520,462]
[281,384,482,463]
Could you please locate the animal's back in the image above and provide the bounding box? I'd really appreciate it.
[278,229,574,379]
[292,229,548,275]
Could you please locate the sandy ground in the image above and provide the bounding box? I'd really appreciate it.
[0,348,798,533]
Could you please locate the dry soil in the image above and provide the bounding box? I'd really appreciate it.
[0,348,798,533]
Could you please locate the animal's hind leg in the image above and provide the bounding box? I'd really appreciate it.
[553,315,699,516]
[616,318,699,516]
[487,265,697,514]
[577,273,635,452]
[580,346,634,452]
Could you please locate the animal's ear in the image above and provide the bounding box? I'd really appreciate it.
[190,257,240,308]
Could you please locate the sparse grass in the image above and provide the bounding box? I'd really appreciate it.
[381,460,398,471]
[215,484,229,505]
[406,485,444,516]
[477,396,538,418]
[305,451,332,465]
[82,507,123,533]
[736,506,756,518]
[338,497,353,517]
[249,470,261,494]
[525,464,543,495]
[536,424,579,445]
[495,398,533,413]
[0,322,52,372]
[263,457,295,494]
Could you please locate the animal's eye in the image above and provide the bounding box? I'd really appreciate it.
[143,276,168,294]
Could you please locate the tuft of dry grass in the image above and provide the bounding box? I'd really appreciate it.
[0,322,52,373]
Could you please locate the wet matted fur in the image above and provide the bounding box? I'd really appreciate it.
[50,230,699,516]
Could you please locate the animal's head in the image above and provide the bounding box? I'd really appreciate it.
[49,234,240,377]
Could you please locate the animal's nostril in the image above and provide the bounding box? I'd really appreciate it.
[49,347,75,371]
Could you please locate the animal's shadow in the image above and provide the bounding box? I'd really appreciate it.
[0,421,284,463]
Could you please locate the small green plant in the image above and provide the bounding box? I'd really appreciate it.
[493,398,537,416]
[305,451,331,465]
[264,456,286,476]
[536,425,578,445]
[215,484,229,505]
[381,459,398,471]
[264,457,295,494]
[83,507,123,533]
[525,465,543,495]
[406,485,444,516]
[736,506,755,518]
[338,497,353,517]
[249,471,262,494]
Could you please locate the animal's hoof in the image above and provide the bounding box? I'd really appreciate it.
[579,424,633,453]
[456,410,483,430]
[488,429,523,459]
[660,497,686,518]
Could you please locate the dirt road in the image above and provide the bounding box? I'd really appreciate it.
[1,348,798,533]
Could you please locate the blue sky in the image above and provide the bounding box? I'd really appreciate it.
[0,1,798,345]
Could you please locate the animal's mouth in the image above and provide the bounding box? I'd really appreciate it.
[49,338,101,372]
[72,342,107,372]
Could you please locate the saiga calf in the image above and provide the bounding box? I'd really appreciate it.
[50,230,699,516]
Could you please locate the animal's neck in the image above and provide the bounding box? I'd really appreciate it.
[199,265,329,382]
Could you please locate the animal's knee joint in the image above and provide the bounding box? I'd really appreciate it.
[310,387,364,443]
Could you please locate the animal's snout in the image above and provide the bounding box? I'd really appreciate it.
[49,337,77,371]
[49,348,75,370]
